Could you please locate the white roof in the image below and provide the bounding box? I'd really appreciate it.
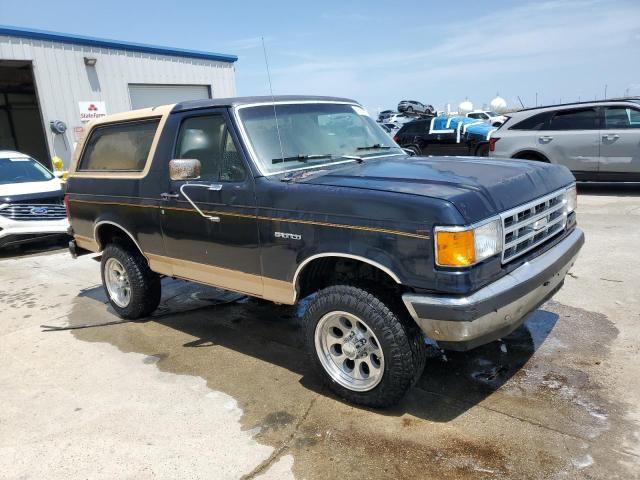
[0,150,31,159]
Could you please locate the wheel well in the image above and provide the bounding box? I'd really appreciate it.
[296,256,400,299]
[95,223,143,256]
[513,150,549,162]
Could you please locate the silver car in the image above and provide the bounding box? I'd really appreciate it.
[490,98,640,181]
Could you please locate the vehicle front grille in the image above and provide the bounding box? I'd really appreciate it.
[501,189,567,263]
[0,204,67,221]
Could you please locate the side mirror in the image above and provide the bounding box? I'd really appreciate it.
[169,159,201,180]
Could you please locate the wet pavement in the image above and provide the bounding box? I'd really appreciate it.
[1,185,639,479]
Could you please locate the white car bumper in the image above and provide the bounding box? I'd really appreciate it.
[0,216,69,248]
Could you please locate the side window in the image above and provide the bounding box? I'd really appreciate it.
[547,108,598,130]
[175,115,246,182]
[604,107,640,129]
[79,119,159,171]
[510,111,550,130]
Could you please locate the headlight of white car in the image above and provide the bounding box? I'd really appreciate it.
[434,218,503,267]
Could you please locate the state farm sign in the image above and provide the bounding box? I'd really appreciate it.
[79,101,107,122]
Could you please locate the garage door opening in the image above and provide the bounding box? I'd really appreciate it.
[128,84,211,110]
[0,60,50,169]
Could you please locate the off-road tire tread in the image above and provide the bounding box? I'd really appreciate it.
[304,285,426,408]
[101,243,161,320]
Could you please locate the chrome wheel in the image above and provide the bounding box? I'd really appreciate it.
[104,258,131,308]
[314,311,385,392]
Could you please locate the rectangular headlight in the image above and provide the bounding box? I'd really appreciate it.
[435,218,502,267]
[565,185,577,213]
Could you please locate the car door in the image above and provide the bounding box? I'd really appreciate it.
[599,105,640,173]
[159,109,263,297]
[538,107,600,172]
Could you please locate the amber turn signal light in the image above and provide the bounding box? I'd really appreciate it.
[435,230,476,267]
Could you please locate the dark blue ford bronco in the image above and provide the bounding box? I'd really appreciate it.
[66,96,584,407]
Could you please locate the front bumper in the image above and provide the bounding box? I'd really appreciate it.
[402,228,584,351]
[0,217,69,248]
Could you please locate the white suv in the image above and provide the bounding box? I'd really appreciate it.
[490,99,640,181]
[0,151,69,248]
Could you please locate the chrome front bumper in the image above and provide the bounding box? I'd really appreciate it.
[402,228,584,351]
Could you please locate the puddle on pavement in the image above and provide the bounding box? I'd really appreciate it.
[66,279,637,479]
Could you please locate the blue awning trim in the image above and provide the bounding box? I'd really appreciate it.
[0,24,238,63]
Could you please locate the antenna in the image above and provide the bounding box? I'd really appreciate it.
[261,37,285,163]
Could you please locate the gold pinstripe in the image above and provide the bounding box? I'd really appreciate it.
[68,198,431,240]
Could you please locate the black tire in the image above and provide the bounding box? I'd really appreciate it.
[406,106,414,113]
[100,243,161,319]
[304,285,426,408]
[475,143,490,157]
[407,146,421,156]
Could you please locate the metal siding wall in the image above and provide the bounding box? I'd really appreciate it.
[0,35,236,167]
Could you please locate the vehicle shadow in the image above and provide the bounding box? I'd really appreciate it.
[0,235,69,259]
[577,182,640,197]
[73,280,558,423]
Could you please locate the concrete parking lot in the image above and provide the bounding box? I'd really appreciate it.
[1,184,639,480]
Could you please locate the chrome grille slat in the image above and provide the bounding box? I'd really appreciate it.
[0,203,67,221]
[504,214,566,249]
[503,201,565,234]
[500,189,567,264]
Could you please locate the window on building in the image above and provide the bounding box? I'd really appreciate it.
[79,119,159,171]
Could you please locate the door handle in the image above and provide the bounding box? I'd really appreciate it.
[602,134,620,140]
[179,183,221,223]
[160,192,179,200]
[538,136,553,142]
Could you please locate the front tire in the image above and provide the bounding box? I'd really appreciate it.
[304,285,426,408]
[101,243,161,319]
[407,146,421,156]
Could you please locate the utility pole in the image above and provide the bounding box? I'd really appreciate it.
[535,92,538,106]
[604,84,608,99]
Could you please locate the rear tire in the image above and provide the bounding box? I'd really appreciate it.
[304,285,426,408]
[101,243,161,319]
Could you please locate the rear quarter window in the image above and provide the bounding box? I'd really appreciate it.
[79,119,160,171]
[509,111,551,130]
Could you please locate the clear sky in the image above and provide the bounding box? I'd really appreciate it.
[1,0,639,113]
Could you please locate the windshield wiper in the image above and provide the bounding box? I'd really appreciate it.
[272,153,365,165]
[356,144,392,151]
[272,154,333,164]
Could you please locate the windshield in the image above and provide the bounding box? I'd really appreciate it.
[0,157,54,185]
[238,103,403,174]
[487,111,500,116]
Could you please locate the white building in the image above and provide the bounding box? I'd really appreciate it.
[0,25,237,168]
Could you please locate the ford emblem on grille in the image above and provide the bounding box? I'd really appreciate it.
[532,216,549,231]
[30,207,48,215]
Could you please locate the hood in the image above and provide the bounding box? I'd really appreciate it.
[295,155,575,223]
[0,178,63,203]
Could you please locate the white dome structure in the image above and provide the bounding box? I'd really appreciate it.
[490,95,507,113]
[458,99,473,114]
